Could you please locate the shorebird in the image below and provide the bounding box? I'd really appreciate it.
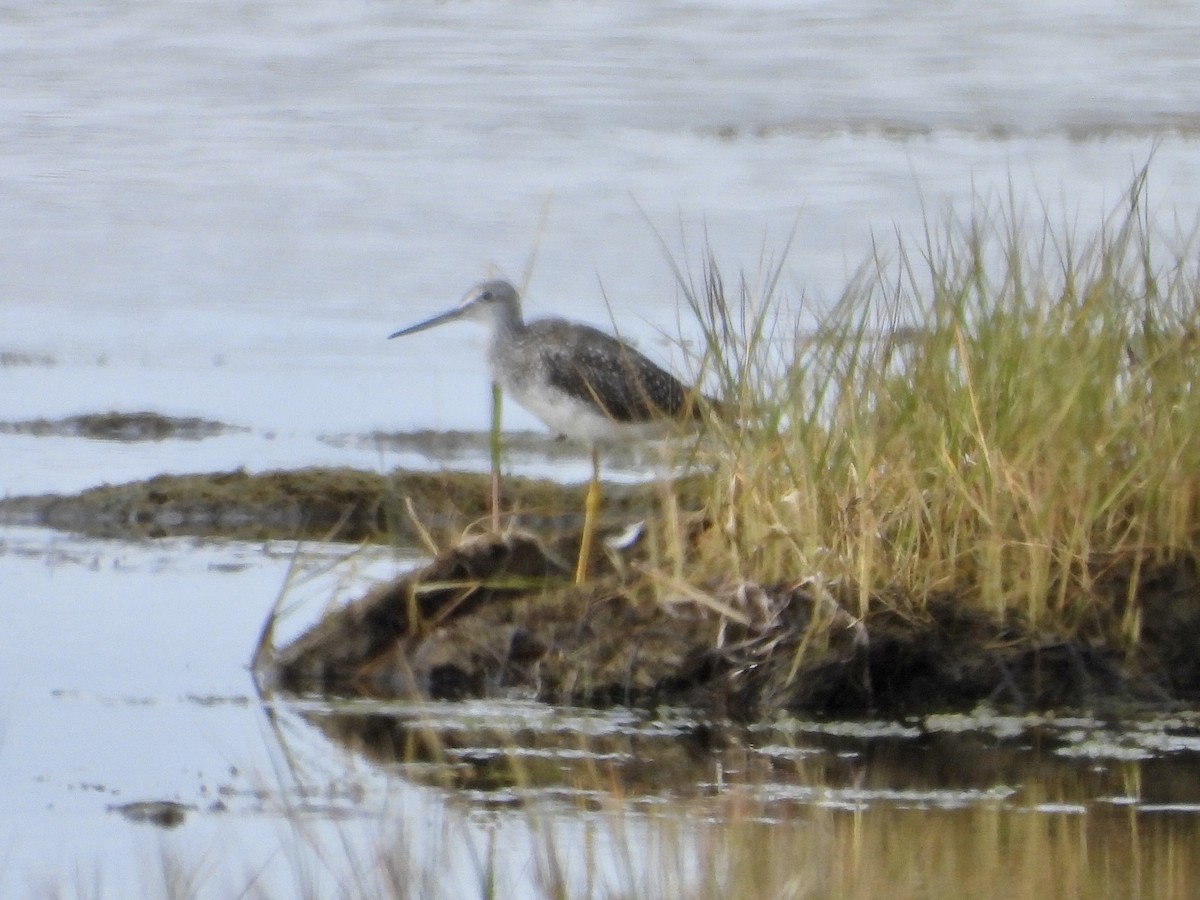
[388,279,714,583]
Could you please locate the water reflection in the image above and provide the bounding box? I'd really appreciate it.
[294,699,1200,814]
[280,699,1200,897]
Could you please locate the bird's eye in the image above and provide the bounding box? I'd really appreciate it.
[480,291,493,301]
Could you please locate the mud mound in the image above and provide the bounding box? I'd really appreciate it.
[265,532,1186,719]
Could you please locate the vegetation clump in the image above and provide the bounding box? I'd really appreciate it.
[681,167,1200,703]
[267,169,1200,715]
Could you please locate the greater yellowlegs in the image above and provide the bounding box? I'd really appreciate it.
[388,279,713,583]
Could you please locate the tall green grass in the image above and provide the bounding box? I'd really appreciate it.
[679,167,1200,648]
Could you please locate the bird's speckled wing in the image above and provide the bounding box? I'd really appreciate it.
[522,319,694,423]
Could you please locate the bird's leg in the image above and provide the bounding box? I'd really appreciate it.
[575,446,601,584]
[490,381,503,531]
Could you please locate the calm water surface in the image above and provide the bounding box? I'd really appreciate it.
[4,0,1200,895]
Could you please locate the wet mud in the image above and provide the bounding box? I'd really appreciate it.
[0,412,701,542]
[1,466,696,544]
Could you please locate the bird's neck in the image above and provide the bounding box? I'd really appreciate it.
[487,299,525,342]
[484,301,526,387]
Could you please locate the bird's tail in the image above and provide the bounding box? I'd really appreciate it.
[688,390,737,427]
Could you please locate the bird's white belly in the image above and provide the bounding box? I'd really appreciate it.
[508,379,668,445]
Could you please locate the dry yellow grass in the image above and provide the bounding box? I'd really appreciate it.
[674,166,1200,654]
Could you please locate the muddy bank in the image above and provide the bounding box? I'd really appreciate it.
[264,529,1200,720]
[0,466,697,544]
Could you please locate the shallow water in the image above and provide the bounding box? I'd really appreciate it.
[5,0,1200,894]
[5,522,1200,896]
[4,0,1200,480]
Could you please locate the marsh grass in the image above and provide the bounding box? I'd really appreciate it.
[674,167,1200,651]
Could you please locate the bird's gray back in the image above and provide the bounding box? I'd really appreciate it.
[492,318,694,424]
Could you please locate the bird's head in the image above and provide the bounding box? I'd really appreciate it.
[388,279,522,340]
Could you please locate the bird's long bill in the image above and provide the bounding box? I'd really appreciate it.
[387,306,466,340]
